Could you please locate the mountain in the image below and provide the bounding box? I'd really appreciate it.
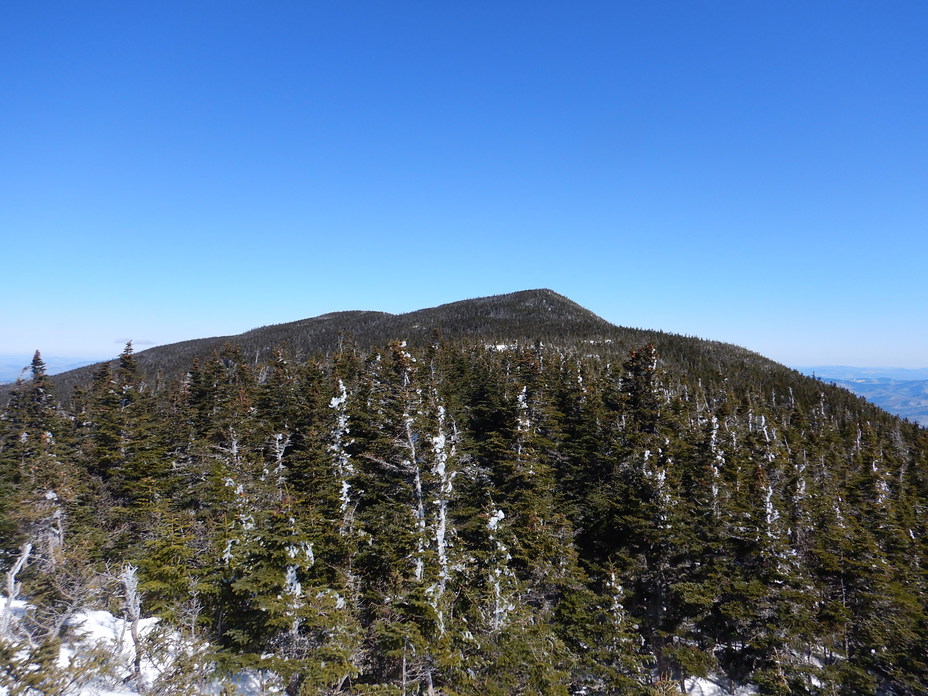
[3,290,926,695]
[0,355,99,385]
[796,366,928,381]
[15,289,813,408]
[823,377,928,426]
[31,290,612,396]
[796,367,928,426]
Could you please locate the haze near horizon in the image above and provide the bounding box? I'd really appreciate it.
[2,2,925,367]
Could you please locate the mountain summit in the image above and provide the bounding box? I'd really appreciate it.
[46,289,624,395]
[3,289,926,694]
[21,289,848,406]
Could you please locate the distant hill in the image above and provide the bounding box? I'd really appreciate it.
[17,289,789,403]
[5,290,914,436]
[4,289,927,694]
[796,367,928,426]
[796,366,928,381]
[0,355,98,384]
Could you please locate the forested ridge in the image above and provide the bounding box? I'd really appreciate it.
[29,289,785,403]
[1,292,926,695]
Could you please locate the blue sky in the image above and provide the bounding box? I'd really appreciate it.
[2,1,926,367]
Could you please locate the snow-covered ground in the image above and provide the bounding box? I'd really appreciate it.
[0,599,284,696]
[685,676,757,695]
[2,599,756,696]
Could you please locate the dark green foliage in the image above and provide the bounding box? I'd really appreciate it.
[2,296,927,694]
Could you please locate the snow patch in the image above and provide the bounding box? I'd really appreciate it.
[685,676,757,695]
[488,509,505,531]
[0,602,292,696]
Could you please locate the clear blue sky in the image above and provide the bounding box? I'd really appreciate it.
[2,1,926,367]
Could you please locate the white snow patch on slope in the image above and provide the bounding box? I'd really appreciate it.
[685,676,757,695]
[0,602,275,696]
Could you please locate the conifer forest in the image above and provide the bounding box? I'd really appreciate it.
[1,292,926,695]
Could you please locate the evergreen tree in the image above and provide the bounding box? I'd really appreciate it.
[1,333,927,694]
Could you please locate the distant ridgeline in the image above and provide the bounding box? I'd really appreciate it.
[1,290,926,695]
[0,355,97,385]
[796,367,928,428]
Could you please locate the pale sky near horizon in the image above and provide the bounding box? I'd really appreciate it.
[2,2,926,367]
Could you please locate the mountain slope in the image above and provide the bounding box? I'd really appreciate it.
[795,367,928,426]
[11,289,908,432]
[822,377,928,426]
[38,289,617,396]
[19,291,794,403]
[3,290,927,694]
